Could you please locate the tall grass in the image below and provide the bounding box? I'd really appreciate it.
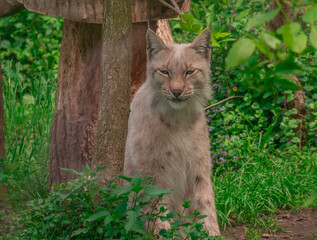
[2,61,57,204]
[214,138,317,232]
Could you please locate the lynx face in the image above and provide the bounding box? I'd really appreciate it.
[146,29,212,110]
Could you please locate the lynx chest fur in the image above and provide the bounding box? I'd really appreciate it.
[124,28,220,235]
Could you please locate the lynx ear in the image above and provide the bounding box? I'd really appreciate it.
[191,28,211,60]
[146,29,165,60]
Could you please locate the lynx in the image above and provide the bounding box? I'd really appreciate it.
[124,28,220,235]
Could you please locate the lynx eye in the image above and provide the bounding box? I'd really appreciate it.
[159,70,170,76]
[185,70,195,76]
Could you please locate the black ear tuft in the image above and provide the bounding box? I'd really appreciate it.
[191,28,211,60]
[146,29,166,60]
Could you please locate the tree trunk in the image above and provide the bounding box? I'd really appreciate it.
[0,37,6,204]
[0,0,24,18]
[49,21,102,186]
[91,0,132,184]
[49,19,173,186]
[131,19,173,100]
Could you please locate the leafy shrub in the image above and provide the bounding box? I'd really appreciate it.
[1,166,225,240]
[170,0,317,162]
[0,10,62,202]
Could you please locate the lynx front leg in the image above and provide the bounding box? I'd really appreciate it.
[191,174,220,236]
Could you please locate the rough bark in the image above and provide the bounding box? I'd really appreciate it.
[16,0,190,24]
[0,0,23,18]
[91,0,132,184]
[49,19,174,186]
[131,19,173,100]
[0,37,6,203]
[49,21,101,186]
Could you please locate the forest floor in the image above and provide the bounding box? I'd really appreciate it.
[222,208,317,240]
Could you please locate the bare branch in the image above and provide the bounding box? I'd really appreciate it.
[157,0,184,22]
[204,96,244,111]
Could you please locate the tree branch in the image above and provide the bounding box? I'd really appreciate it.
[157,0,184,21]
[204,96,244,111]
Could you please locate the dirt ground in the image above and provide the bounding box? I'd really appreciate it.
[222,209,317,240]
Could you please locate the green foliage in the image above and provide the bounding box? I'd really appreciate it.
[170,0,317,236]
[1,167,224,240]
[171,0,317,151]
[0,10,62,203]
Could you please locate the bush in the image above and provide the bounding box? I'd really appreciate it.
[1,166,225,240]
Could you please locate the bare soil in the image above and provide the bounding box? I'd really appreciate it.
[222,209,317,240]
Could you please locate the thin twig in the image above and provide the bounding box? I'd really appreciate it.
[204,96,244,111]
[157,0,184,22]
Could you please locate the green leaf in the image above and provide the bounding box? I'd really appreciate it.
[60,168,84,176]
[182,12,194,25]
[114,198,128,217]
[302,4,317,23]
[261,32,281,49]
[236,9,251,21]
[71,228,89,237]
[87,211,110,222]
[303,191,317,207]
[246,9,280,31]
[236,0,244,8]
[282,23,294,49]
[130,219,145,234]
[282,23,307,53]
[23,94,35,105]
[274,77,301,91]
[214,32,231,39]
[125,210,137,232]
[226,38,256,68]
[110,186,132,196]
[275,60,303,76]
[144,185,174,197]
[191,24,201,34]
[310,25,317,49]
[292,34,307,53]
[130,172,142,188]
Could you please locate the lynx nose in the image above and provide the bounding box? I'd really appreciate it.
[171,89,183,98]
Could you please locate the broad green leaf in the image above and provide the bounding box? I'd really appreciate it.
[282,23,294,49]
[274,77,301,91]
[110,186,132,196]
[87,211,110,222]
[144,185,174,197]
[226,38,256,68]
[236,9,251,21]
[236,0,244,8]
[292,34,307,53]
[114,198,128,217]
[310,25,317,49]
[282,23,306,53]
[303,191,317,207]
[71,228,89,237]
[276,60,303,76]
[23,94,35,105]
[261,32,281,49]
[214,32,231,39]
[191,24,201,34]
[125,210,137,232]
[130,219,145,234]
[246,9,280,31]
[302,4,317,23]
[182,12,194,25]
[130,172,142,188]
